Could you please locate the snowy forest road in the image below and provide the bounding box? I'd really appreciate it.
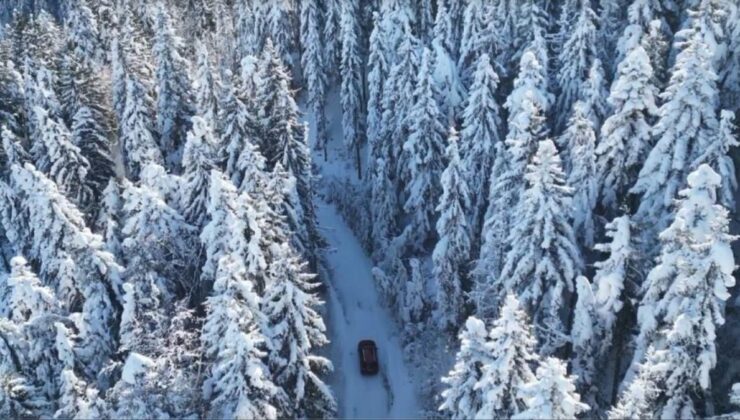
[317,199,421,419]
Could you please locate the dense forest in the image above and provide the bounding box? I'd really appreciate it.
[0,0,739,419]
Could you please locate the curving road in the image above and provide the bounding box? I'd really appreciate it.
[317,199,421,419]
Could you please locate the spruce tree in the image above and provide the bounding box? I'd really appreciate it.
[120,74,164,181]
[433,129,471,331]
[180,116,219,229]
[595,44,658,211]
[475,294,539,419]
[300,0,328,159]
[499,140,582,353]
[153,4,194,168]
[691,109,738,209]
[439,317,494,419]
[401,48,446,251]
[514,357,589,419]
[562,102,598,247]
[555,0,598,130]
[340,0,364,177]
[632,10,720,238]
[262,243,336,418]
[460,54,502,240]
[614,165,736,419]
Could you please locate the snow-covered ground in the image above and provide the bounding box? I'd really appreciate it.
[317,199,422,418]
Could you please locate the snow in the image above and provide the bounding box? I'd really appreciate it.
[121,352,155,385]
[316,198,421,419]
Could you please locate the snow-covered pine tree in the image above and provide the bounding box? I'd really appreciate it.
[300,0,328,159]
[322,0,342,81]
[120,172,198,300]
[475,294,539,419]
[340,0,364,177]
[439,317,494,419]
[570,275,599,410]
[220,70,259,186]
[201,251,276,419]
[369,157,398,259]
[460,53,502,243]
[433,129,471,331]
[180,116,219,229]
[613,164,736,419]
[458,0,495,85]
[580,58,610,131]
[366,11,391,172]
[63,0,102,69]
[401,47,446,252]
[562,102,597,247]
[194,41,218,126]
[262,243,336,418]
[595,44,658,212]
[401,258,426,333]
[640,19,670,89]
[3,163,122,375]
[473,51,551,310]
[69,105,115,212]
[265,1,298,76]
[691,109,738,209]
[499,140,582,353]
[153,4,194,169]
[0,58,23,136]
[30,105,94,213]
[120,74,163,181]
[514,357,589,420]
[591,215,640,357]
[555,0,598,130]
[631,9,720,240]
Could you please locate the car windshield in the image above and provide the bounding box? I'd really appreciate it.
[362,347,376,363]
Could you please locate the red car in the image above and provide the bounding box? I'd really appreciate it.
[358,340,379,375]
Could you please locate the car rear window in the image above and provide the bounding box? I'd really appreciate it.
[362,347,376,363]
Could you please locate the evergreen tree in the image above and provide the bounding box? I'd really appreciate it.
[121,172,198,300]
[201,253,277,420]
[632,10,721,238]
[562,102,597,247]
[596,44,658,211]
[691,109,738,209]
[439,317,493,419]
[580,59,610,131]
[194,41,218,124]
[458,0,496,85]
[64,0,102,68]
[340,0,364,177]
[555,0,598,129]
[2,163,122,375]
[475,294,539,419]
[153,4,194,168]
[300,0,328,159]
[570,275,599,408]
[31,106,94,213]
[614,165,736,419]
[474,51,551,304]
[366,11,391,170]
[262,243,336,418]
[433,129,471,331]
[180,116,219,229]
[460,54,502,240]
[401,258,426,332]
[499,140,582,353]
[514,357,589,419]
[70,106,115,212]
[591,215,640,356]
[369,157,398,258]
[401,48,446,251]
[322,0,342,81]
[120,74,163,181]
